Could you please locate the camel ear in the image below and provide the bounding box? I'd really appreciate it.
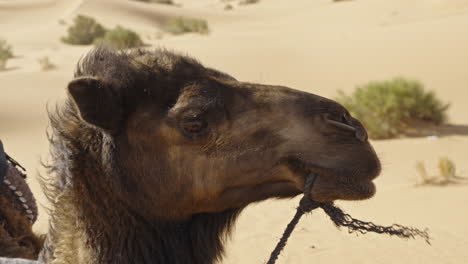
[68,77,121,131]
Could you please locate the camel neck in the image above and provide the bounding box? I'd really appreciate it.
[84,207,242,264]
[70,155,242,263]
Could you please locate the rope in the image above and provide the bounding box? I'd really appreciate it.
[266,173,319,264]
[266,172,431,264]
[320,203,431,244]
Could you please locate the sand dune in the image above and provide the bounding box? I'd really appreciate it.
[1,0,467,263]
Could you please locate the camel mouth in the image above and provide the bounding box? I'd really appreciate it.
[285,157,377,202]
[285,157,341,180]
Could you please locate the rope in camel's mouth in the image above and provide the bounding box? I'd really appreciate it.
[266,172,431,264]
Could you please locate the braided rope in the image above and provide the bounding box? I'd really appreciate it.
[320,203,431,244]
[266,173,319,264]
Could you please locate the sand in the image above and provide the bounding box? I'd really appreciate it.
[1,0,467,263]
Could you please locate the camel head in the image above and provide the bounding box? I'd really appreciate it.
[67,47,381,220]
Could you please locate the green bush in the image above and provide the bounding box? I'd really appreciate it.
[0,39,13,70]
[336,78,449,139]
[62,15,106,45]
[163,17,209,35]
[94,26,143,49]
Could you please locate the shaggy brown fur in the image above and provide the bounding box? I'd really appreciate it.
[37,46,381,264]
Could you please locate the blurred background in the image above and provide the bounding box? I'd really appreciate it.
[0,0,467,263]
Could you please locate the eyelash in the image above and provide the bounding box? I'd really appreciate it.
[179,117,208,140]
[182,119,206,133]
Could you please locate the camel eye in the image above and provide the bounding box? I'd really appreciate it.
[181,119,207,136]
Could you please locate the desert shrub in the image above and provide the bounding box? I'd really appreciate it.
[62,15,106,45]
[239,0,259,5]
[94,26,143,49]
[132,0,174,4]
[336,78,449,139]
[38,56,56,71]
[0,39,13,71]
[163,17,209,35]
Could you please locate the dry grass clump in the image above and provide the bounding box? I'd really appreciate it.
[416,158,466,186]
[0,39,13,71]
[163,17,209,35]
[62,15,106,45]
[439,157,456,180]
[94,26,144,49]
[38,57,56,71]
[336,78,449,139]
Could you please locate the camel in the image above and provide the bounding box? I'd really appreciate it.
[3,46,382,264]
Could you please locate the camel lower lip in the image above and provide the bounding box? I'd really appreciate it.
[347,180,376,200]
[361,181,376,193]
[305,170,377,202]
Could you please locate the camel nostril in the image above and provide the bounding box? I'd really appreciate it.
[325,114,356,132]
[355,127,368,142]
[342,113,368,142]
